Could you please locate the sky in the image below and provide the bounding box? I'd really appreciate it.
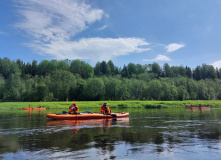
[1,0,221,69]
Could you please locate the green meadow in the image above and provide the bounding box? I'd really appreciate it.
[0,100,221,110]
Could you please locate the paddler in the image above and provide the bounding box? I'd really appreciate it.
[28,105,31,108]
[69,103,79,114]
[100,102,111,114]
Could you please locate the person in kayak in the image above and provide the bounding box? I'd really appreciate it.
[28,105,31,108]
[38,105,42,108]
[100,103,111,114]
[69,103,79,114]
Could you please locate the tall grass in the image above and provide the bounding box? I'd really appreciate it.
[0,100,221,110]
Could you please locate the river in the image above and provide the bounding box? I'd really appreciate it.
[0,107,221,160]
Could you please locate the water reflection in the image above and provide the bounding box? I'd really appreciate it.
[22,109,45,117]
[1,108,221,160]
[185,107,211,114]
[46,117,130,134]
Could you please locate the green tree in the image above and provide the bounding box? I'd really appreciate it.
[150,62,162,78]
[36,82,48,101]
[186,79,198,100]
[69,78,86,101]
[104,78,121,100]
[57,60,69,71]
[85,78,104,100]
[197,80,207,100]
[193,65,202,80]
[51,70,76,101]
[37,60,51,76]
[94,62,101,76]
[70,59,81,74]
[163,63,171,77]
[80,61,94,78]
[121,65,128,78]
[4,74,22,101]
[31,60,38,77]
[0,58,21,79]
[23,78,35,101]
[179,65,187,77]
[177,85,189,101]
[127,63,137,78]
[0,74,5,99]
[107,60,115,75]
[136,64,146,74]
[147,80,161,100]
[50,59,58,72]
[186,66,192,78]
[160,82,172,100]
[70,60,94,78]
[131,79,147,100]
[207,65,217,79]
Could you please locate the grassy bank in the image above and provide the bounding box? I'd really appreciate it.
[0,100,221,109]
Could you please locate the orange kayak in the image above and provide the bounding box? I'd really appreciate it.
[22,108,46,110]
[46,112,129,120]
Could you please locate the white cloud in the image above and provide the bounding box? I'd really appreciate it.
[166,43,185,53]
[15,0,104,44]
[32,37,150,63]
[97,25,108,30]
[211,60,221,69]
[143,54,171,62]
[15,0,150,63]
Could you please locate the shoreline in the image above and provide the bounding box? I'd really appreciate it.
[0,100,221,109]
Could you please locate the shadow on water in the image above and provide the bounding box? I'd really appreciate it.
[1,108,221,159]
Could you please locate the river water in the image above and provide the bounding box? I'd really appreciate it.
[0,107,221,160]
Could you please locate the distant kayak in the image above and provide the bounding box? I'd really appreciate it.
[22,108,46,110]
[46,112,129,120]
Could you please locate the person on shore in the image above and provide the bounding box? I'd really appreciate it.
[69,103,79,114]
[100,103,111,114]
[38,105,42,108]
[28,105,31,108]
[199,104,203,107]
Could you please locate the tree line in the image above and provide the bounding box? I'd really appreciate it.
[1,57,221,101]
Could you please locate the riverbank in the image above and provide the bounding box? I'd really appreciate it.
[0,100,220,109]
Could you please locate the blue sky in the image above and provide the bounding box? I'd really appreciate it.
[1,0,221,69]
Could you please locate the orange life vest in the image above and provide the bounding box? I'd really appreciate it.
[69,106,73,112]
[100,105,105,113]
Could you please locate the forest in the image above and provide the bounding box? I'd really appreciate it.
[1,57,221,102]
